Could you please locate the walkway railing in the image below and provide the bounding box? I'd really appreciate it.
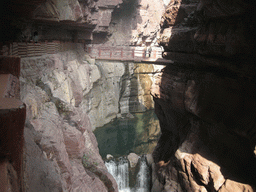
[0,42,164,62]
[87,45,163,61]
[0,41,83,58]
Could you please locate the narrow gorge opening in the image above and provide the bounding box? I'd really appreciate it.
[89,60,163,191]
[94,110,160,191]
[1,0,256,191]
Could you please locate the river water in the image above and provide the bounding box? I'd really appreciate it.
[94,110,160,191]
[94,110,160,158]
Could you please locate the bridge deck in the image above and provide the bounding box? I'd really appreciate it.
[0,42,171,65]
[87,45,171,65]
[93,57,173,65]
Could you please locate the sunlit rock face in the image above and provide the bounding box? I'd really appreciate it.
[120,63,157,114]
[83,61,160,129]
[20,44,161,190]
[85,61,126,128]
[151,0,256,191]
[105,0,166,46]
[20,46,118,191]
[0,0,167,190]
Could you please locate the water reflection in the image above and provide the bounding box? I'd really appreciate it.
[94,110,160,158]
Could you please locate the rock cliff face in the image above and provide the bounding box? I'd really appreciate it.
[20,44,159,190]
[86,61,159,128]
[104,0,167,46]
[3,0,256,191]
[150,0,256,191]
[1,0,125,43]
[1,0,166,189]
[21,46,118,191]
[1,0,168,46]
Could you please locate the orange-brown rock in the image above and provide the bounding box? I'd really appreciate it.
[151,64,256,191]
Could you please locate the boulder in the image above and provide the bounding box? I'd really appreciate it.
[127,153,140,168]
[106,154,114,160]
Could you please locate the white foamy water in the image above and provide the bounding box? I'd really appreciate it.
[136,160,150,192]
[105,158,130,191]
[105,156,150,192]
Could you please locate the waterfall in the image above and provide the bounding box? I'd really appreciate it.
[105,156,150,192]
[105,157,130,192]
[135,157,150,192]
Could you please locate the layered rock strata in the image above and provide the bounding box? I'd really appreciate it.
[20,46,117,191]
[20,44,159,191]
[1,0,167,46]
[0,0,123,43]
[151,0,256,191]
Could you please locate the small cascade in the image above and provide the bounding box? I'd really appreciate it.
[135,156,150,192]
[105,157,130,192]
[105,156,150,192]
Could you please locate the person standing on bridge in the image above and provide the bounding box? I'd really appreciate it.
[148,46,152,57]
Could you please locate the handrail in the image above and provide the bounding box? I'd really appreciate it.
[0,42,163,62]
[87,46,163,61]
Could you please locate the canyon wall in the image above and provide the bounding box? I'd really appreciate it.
[20,45,117,191]
[86,60,160,128]
[150,0,256,191]
[1,0,168,46]
[20,44,160,191]
[0,0,168,190]
[2,0,256,191]
[104,0,166,46]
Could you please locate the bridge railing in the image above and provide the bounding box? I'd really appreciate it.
[0,41,83,58]
[0,42,163,61]
[87,45,163,60]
